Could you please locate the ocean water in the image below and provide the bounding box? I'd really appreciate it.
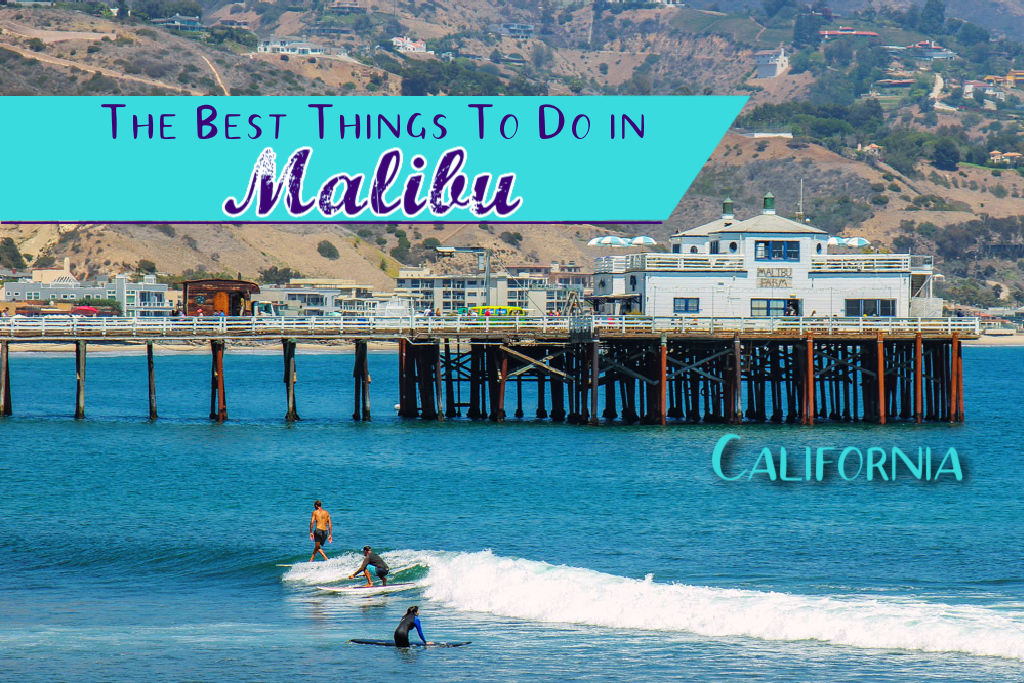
[0,345,1022,681]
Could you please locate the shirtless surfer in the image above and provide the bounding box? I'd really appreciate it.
[309,500,332,561]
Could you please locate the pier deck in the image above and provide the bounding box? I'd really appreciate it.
[0,315,981,342]
[0,316,975,425]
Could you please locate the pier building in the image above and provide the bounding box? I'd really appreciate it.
[591,195,940,318]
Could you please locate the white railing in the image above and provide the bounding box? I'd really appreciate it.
[594,255,629,274]
[587,316,980,336]
[0,315,981,338]
[625,253,745,272]
[811,255,916,273]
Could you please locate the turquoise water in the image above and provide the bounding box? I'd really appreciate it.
[0,346,1022,681]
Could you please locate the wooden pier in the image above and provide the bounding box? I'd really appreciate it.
[0,316,977,424]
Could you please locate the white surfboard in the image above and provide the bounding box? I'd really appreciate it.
[316,582,418,596]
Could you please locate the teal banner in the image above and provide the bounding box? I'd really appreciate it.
[0,96,746,223]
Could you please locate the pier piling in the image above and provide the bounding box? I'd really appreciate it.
[209,340,227,422]
[283,339,299,422]
[0,340,11,417]
[147,342,157,420]
[75,341,86,420]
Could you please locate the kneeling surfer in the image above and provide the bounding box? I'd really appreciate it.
[394,606,432,647]
[349,545,389,586]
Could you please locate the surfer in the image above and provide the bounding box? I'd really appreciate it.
[308,500,332,562]
[394,606,432,647]
[349,545,389,586]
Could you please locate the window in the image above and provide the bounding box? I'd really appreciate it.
[673,297,699,314]
[754,240,800,261]
[751,298,800,317]
[689,246,698,254]
[845,299,896,317]
[729,241,738,253]
[672,244,680,253]
[709,241,720,254]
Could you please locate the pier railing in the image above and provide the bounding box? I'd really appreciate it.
[0,315,980,340]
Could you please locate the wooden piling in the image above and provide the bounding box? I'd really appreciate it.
[803,335,814,425]
[875,333,886,425]
[210,340,227,422]
[352,339,371,421]
[946,331,954,421]
[0,340,11,417]
[147,342,157,420]
[283,339,299,422]
[75,340,86,420]
[730,335,742,424]
[590,341,600,425]
[443,339,457,419]
[956,335,964,422]
[914,334,922,424]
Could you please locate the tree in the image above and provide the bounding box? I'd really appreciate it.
[918,0,946,35]
[137,259,157,273]
[33,255,56,268]
[793,12,823,49]
[932,138,960,171]
[0,237,26,270]
[258,266,301,284]
[957,22,989,47]
[317,240,340,260]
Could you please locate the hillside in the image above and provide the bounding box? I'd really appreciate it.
[1,0,1023,307]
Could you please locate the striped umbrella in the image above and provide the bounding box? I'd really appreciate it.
[630,236,657,246]
[587,235,629,247]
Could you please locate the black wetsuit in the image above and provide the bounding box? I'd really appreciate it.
[394,612,425,647]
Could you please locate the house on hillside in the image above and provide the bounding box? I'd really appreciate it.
[151,14,202,31]
[392,36,430,54]
[985,69,1024,89]
[258,38,326,55]
[964,80,1005,101]
[754,47,788,79]
[819,26,880,39]
[501,23,535,39]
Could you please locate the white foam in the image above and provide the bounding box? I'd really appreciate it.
[285,549,1024,660]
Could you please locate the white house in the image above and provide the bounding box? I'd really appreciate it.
[754,47,788,79]
[591,194,940,318]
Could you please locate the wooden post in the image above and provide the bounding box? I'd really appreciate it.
[731,335,742,424]
[0,340,11,416]
[75,340,86,420]
[956,335,964,422]
[876,332,886,425]
[589,341,600,425]
[914,333,922,424]
[283,339,299,422]
[434,343,445,422]
[658,339,668,425]
[353,340,364,421]
[495,349,507,422]
[804,335,814,425]
[443,339,457,418]
[147,342,157,420]
[209,340,227,422]
[949,333,959,423]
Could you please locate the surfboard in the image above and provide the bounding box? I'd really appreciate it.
[316,582,417,596]
[349,639,470,648]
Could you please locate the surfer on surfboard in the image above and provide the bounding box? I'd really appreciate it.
[349,545,389,586]
[309,500,332,562]
[394,606,432,647]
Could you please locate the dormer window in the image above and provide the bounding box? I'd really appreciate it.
[729,241,738,253]
[689,246,698,254]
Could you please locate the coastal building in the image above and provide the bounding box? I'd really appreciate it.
[754,47,788,79]
[984,69,1024,89]
[963,80,1005,101]
[257,38,327,55]
[180,279,259,316]
[253,278,375,316]
[391,36,429,54]
[591,195,940,318]
[151,14,202,31]
[2,265,171,317]
[501,23,535,39]
[394,267,586,315]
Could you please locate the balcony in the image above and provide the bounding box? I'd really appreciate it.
[625,253,745,272]
[810,254,929,273]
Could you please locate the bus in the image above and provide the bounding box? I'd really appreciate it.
[458,306,526,317]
